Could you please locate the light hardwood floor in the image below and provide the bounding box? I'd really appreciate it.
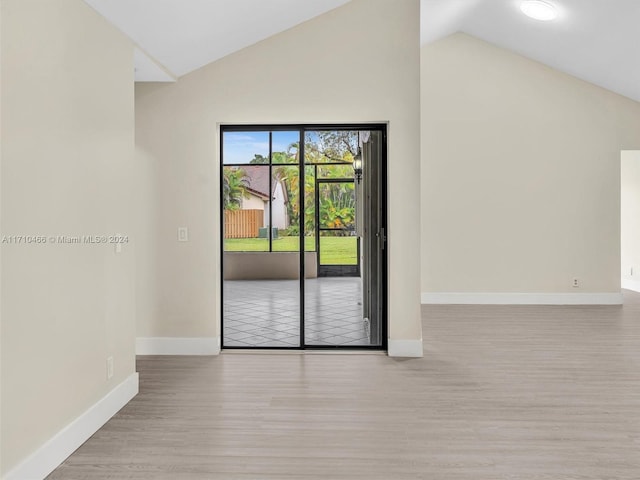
[48,291,640,479]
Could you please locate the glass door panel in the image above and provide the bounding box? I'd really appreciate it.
[304,130,369,346]
[222,130,301,348]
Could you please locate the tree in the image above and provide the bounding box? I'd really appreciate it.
[319,182,355,231]
[249,154,269,164]
[223,168,250,210]
[273,164,316,236]
[304,131,358,163]
[276,133,359,237]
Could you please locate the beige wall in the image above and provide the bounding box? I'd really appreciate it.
[0,0,135,474]
[135,0,422,346]
[621,151,640,290]
[421,33,640,295]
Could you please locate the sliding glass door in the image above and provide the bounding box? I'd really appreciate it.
[220,125,386,349]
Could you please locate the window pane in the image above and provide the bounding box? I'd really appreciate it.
[304,131,359,164]
[272,165,300,252]
[272,131,300,164]
[318,182,356,230]
[317,164,354,180]
[223,166,269,252]
[304,165,316,251]
[223,131,269,165]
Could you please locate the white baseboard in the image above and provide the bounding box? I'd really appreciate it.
[421,292,623,305]
[136,336,220,355]
[4,372,139,480]
[622,278,640,293]
[388,339,423,358]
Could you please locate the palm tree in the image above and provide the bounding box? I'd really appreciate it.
[223,168,250,210]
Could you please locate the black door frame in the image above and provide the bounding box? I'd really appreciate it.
[220,123,388,350]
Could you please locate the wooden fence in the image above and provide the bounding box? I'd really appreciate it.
[224,209,263,238]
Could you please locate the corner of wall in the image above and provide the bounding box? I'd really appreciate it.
[388,339,423,358]
[3,374,139,480]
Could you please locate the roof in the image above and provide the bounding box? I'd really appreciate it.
[242,166,288,202]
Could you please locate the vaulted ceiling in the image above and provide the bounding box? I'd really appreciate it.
[83,0,351,82]
[422,0,640,102]
[84,0,640,102]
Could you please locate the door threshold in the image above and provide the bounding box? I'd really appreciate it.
[222,349,386,355]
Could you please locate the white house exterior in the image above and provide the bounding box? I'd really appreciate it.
[240,166,289,230]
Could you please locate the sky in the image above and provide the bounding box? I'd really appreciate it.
[223,131,300,164]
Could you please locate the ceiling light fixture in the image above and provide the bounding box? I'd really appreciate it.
[520,0,558,21]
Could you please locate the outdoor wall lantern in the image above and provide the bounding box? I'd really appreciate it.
[353,151,363,182]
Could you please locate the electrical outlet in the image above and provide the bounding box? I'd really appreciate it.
[631,267,634,276]
[178,227,189,242]
[572,278,579,288]
[107,356,114,380]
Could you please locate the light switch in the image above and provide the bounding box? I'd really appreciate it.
[178,227,189,242]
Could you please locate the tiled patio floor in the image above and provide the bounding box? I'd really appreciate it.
[223,277,373,347]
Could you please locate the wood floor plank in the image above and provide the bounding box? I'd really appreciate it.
[47,290,640,479]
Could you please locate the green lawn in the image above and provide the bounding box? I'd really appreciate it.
[224,236,357,265]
